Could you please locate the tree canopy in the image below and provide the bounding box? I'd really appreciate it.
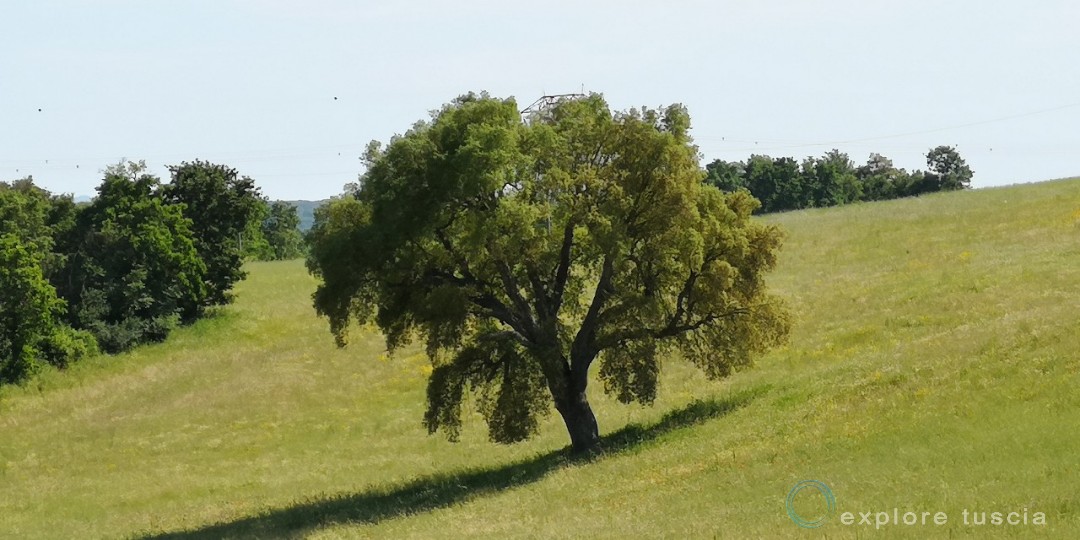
[162,160,264,309]
[0,234,66,383]
[0,179,93,383]
[307,93,790,452]
[926,145,974,191]
[261,201,304,260]
[706,146,974,212]
[64,163,208,352]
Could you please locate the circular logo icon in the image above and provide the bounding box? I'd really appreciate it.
[786,480,836,528]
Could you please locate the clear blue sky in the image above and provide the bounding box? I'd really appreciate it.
[3,0,1078,200]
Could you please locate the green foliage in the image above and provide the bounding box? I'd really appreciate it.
[707,146,974,212]
[0,178,78,277]
[0,234,66,384]
[35,326,99,369]
[926,145,974,191]
[239,198,307,261]
[855,153,902,201]
[162,160,265,308]
[239,197,274,261]
[306,195,372,346]
[802,150,862,207]
[0,179,95,383]
[703,159,745,192]
[260,201,304,260]
[743,154,803,212]
[308,93,790,451]
[0,178,54,248]
[424,330,551,444]
[66,162,207,352]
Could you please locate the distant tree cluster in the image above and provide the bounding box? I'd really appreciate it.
[704,146,973,213]
[250,200,305,261]
[0,160,283,385]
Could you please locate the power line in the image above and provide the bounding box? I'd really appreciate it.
[699,100,1080,153]
[6,100,1080,177]
[0,143,365,167]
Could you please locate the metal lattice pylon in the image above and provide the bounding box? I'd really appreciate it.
[520,93,587,120]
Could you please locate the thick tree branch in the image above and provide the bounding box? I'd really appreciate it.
[493,257,539,338]
[525,267,552,326]
[429,223,544,344]
[549,220,576,316]
[476,329,530,347]
[597,308,750,350]
[568,253,615,387]
[664,246,728,323]
[469,291,536,343]
[656,308,748,337]
[421,268,533,343]
[434,228,479,283]
[671,270,699,324]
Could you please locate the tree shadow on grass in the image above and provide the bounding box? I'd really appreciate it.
[140,386,767,540]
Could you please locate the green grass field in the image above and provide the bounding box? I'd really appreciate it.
[2,179,1079,539]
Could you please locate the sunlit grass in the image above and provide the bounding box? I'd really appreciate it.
[2,178,1079,538]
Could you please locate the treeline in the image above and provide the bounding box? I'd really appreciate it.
[242,200,306,262]
[704,145,974,213]
[1,160,303,386]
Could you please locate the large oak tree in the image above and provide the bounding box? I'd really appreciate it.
[307,93,789,453]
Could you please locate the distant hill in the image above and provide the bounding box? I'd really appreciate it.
[280,200,327,232]
[68,196,325,230]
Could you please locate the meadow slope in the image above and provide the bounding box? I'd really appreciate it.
[1,179,1078,539]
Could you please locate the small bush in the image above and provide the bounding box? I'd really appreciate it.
[0,344,42,385]
[87,319,142,354]
[141,314,181,344]
[85,315,179,354]
[36,326,99,369]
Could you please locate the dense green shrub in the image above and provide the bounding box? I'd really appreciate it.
[0,234,66,384]
[2,160,269,386]
[64,163,208,353]
[36,327,99,369]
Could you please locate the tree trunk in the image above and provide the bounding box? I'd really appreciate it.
[557,391,600,454]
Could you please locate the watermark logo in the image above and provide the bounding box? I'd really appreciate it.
[784,480,1048,529]
[786,480,836,528]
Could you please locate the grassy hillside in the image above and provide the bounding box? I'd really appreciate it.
[2,179,1078,539]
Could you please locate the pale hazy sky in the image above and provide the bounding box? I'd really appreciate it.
[3,1,1079,200]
